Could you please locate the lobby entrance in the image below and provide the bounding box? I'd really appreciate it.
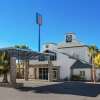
[39,68,48,80]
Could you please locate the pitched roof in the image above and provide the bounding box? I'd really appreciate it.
[71,60,92,69]
[0,47,40,60]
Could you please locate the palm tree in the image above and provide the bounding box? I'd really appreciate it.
[20,45,29,49]
[94,53,100,67]
[89,45,98,83]
[0,50,10,83]
[15,45,29,49]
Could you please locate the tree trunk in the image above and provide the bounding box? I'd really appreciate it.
[92,57,96,84]
[92,66,96,84]
[3,73,8,83]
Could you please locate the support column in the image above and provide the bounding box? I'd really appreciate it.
[10,57,16,86]
[36,68,39,79]
[34,68,37,79]
[24,60,29,81]
[48,56,53,82]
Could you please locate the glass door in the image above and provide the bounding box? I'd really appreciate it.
[39,68,48,80]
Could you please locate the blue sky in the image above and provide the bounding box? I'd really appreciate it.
[0,0,100,51]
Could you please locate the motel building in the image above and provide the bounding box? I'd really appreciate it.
[2,32,100,83]
[28,32,100,82]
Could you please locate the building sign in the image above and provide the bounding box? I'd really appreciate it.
[66,35,72,42]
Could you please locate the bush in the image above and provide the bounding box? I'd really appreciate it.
[71,75,81,81]
[80,76,86,81]
[71,75,86,81]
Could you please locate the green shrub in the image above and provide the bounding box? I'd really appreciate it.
[71,75,86,81]
[71,75,81,81]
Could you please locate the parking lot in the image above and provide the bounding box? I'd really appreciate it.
[0,81,100,100]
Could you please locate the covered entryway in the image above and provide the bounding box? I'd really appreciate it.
[0,47,40,86]
[29,62,59,82]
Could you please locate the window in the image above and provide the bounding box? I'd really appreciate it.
[50,54,57,61]
[39,55,45,61]
[80,71,85,77]
[39,53,57,61]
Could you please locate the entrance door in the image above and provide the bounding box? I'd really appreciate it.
[39,68,48,80]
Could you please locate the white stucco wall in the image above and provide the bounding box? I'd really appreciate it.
[72,68,91,80]
[39,43,90,80]
[58,46,90,63]
[55,45,90,80]
[56,52,76,80]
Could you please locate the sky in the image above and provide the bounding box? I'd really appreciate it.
[0,0,100,51]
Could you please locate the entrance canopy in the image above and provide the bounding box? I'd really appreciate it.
[0,47,40,60]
